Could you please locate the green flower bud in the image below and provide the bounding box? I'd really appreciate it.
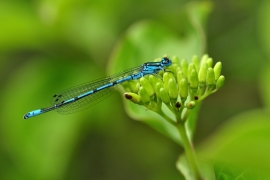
[206,58,213,68]
[216,75,225,90]
[186,101,196,109]
[189,69,199,90]
[163,72,175,93]
[179,78,188,100]
[149,75,163,91]
[155,82,164,98]
[198,62,208,83]
[124,92,141,104]
[206,68,215,85]
[214,62,222,80]
[172,56,180,65]
[139,77,154,97]
[200,54,209,66]
[121,81,132,92]
[188,63,195,77]
[181,59,188,77]
[176,66,181,73]
[177,70,185,86]
[168,78,178,99]
[168,63,179,76]
[158,71,164,77]
[128,80,140,93]
[138,86,150,104]
[192,55,200,72]
[159,87,170,104]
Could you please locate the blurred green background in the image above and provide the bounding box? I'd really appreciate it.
[0,0,269,179]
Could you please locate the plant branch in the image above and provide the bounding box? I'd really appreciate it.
[176,121,203,180]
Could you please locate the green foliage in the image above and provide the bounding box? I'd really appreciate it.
[198,109,270,179]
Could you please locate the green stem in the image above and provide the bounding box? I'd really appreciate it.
[156,103,203,179]
[182,109,190,123]
[157,109,175,126]
[176,121,203,180]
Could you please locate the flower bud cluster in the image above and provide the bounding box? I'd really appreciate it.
[122,54,225,118]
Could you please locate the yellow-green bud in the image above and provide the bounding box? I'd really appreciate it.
[200,54,209,66]
[163,72,175,93]
[186,101,196,109]
[168,78,178,99]
[214,62,222,80]
[192,55,200,72]
[181,59,188,77]
[155,82,164,98]
[206,58,213,68]
[159,87,170,104]
[138,87,150,104]
[188,63,195,76]
[216,75,225,89]
[206,68,215,85]
[176,66,181,73]
[139,77,154,97]
[168,63,178,76]
[128,80,140,93]
[172,56,180,65]
[198,62,208,83]
[149,75,163,92]
[176,70,185,82]
[121,81,132,92]
[124,92,141,104]
[190,69,199,90]
[179,78,188,100]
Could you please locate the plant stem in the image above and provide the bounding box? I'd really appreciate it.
[156,105,203,179]
[176,121,203,180]
[157,109,176,126]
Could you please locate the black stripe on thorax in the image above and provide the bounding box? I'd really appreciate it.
[145,64,161,67]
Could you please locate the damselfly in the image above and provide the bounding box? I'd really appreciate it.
[23,57,172,119]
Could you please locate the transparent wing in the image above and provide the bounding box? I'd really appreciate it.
[51,66,141,114]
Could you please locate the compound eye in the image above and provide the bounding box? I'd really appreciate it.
[162,57,170,63]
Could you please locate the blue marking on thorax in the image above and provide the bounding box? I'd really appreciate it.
[141,62,164,75]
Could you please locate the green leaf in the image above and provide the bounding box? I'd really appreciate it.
[198,109,270,179]
[214,162,265,180]
[176,154,215,180]
[108,1,212,144]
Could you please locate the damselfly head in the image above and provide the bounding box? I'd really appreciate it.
[161,57,172,67]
